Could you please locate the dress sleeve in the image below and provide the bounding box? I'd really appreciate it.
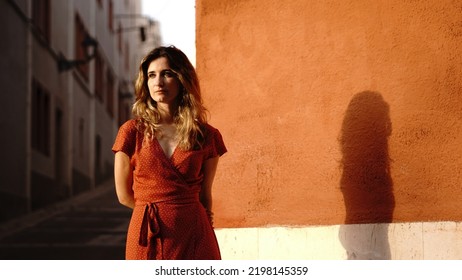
[206,126,227,160]
[112,120,137,157]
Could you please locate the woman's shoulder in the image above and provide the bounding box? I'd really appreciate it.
[113,119,140,154]
[117,119,140,136]
[119,119,138,130]
[202,123,226,143]
[202,123,221,135]
[201,122,227,156]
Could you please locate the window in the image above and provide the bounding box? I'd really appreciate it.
[94,51,104,102]
[78,118,85,159]
[118,22,123,53]
[31,79,51,156]
[108,0,114,32]
[95,134,102,172]
[32,0,51,41]
[106,70,114,117]
[119,101,131,126]
[124,42,129,70]
[75,14,90,80]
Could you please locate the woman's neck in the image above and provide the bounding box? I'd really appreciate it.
[157,103,177,124]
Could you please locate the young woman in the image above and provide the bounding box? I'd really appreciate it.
[112,46,226,260]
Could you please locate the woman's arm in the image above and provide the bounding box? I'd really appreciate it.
[200,156,220,225]
[114,151,135,209]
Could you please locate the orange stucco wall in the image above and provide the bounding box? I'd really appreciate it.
[196,0,462,228]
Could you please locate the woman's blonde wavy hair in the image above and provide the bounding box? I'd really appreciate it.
[132,46,208,150]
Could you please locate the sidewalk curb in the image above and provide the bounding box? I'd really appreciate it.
[0,179,116,240]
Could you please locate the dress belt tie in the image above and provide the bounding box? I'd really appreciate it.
[139,203,162,259]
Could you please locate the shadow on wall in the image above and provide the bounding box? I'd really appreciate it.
[338,91,395,260]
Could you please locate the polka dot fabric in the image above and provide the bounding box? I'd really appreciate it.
[112,119,227,260]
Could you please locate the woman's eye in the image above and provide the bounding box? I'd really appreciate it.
[163,71,174,78]
[147,73,155,79]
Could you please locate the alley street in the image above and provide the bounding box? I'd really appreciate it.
[0,179,131,260]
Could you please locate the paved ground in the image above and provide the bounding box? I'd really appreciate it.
[0,179,131,260]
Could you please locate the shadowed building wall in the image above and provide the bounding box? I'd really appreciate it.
[0,0,152,223]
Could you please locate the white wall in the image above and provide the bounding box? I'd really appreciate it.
[215,221,462,260]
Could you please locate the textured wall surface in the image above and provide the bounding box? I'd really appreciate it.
[215,221,462,260]
[196,0,462,228]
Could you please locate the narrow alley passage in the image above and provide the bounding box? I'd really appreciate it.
[0,179,131,260]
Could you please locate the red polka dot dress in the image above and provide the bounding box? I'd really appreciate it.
[112,119,226,260]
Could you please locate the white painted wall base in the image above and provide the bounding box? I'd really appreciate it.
[215,221,462,260]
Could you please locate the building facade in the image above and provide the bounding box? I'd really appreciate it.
[0,0,160,222]
[196,0,462,259]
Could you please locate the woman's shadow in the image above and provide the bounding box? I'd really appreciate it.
[338,91,395,259]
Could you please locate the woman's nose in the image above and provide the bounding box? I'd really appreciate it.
[154,76,164,86]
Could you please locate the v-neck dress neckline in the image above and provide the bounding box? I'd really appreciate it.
[155,137,178,161]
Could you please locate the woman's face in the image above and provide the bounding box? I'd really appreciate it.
[147,57,181,106]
